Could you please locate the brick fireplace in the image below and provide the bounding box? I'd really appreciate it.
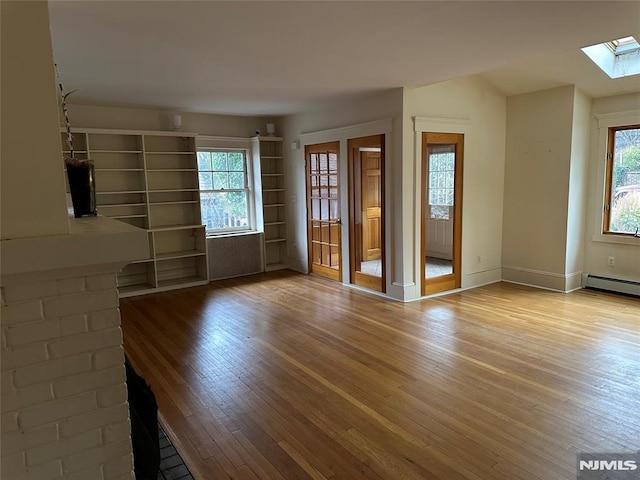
[1,218,149,480]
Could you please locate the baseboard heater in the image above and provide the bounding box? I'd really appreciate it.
[582,274,640,297]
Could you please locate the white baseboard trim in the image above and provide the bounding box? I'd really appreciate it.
[502,265,583,293]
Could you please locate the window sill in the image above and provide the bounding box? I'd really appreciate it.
[591,233,640,246]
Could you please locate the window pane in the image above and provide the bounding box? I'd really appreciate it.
[197,152,212,170]
[212,152,228,171]
[609,128,640,233]
[229,172,245,189]
[198,172,213,190]
[200,191,248,230]
[213,172,228,189]
[228,152,244,171]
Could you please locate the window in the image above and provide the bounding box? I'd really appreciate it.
[427,146,455,220]
[197,150,251,233]
[604,125,640,235]
[582,36,640,79]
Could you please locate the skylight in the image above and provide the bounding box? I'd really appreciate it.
[582,35,640,79]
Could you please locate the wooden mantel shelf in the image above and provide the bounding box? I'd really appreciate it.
[1,215,149,278]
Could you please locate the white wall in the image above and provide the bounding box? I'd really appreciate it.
[67,104,276,137]
[565,88,591,290]
[1,1,69,240]
[502,86,576,290]
[404,76,507,298]
[583,93,640,282]
[281,89,404,295]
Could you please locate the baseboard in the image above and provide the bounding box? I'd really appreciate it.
[501,266,582,293]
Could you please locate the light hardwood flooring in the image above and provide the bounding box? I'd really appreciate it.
[120,271,640,480]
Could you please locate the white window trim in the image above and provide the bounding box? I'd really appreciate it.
[196,136,257,236]
[592,110,640,245]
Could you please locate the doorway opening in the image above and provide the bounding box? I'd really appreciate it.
[421,132,463,295]
[348,135,385,292]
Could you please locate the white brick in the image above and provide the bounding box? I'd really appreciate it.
[5,318,61,347]
[102,419,131,444]
[88,310,121,331]
[43,290,119,319]
[1,300,43,325]
[1,343,49,370]
[97,384,127,408]
[60,315,88,336]
[53,366,125,399]
[1,411,19,433]
[25,459,63,480]
[86,274,117,292]
[1,451,26,478]
[102,453,134,479]
[47,329,122,359]
[19,392,97,429]
[3,281,58,303]
[67,465,104,480]
[64,437,131,473]
[14,353,92,388]
[57,277,86,295]
[1,369,15,391]
[60,403,129,438]
[1,424,59,455]
[92,347,124,371]
[2,383,54,412]
[26,428,101,467]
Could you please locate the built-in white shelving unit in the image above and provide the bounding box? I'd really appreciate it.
[252,136,288,271]
[62,128,208,297]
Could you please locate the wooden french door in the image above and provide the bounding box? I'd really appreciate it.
[421,132,463,295]
[348,135,385,292]
[306,142,342,281]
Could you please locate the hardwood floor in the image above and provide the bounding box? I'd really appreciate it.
[120,271,640,480]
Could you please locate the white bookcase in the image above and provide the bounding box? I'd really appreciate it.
[252,136,288,271]
[63,128,208,297]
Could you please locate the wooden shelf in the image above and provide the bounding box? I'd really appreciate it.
[97,190,147,195]
[265,238,286,244]
[253,136,287,272]
[156,276,207,289]
[150,224,204,232]
[156,250,206,261]
[147,169,198,172]
[91,150,143,154]
[149,200,199,206]
[145,151,196,155]
[65,128,208,297]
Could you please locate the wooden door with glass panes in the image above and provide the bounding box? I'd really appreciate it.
[306,142,342,281]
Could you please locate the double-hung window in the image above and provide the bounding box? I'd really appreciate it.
[603,124,640,235]
[197,149,251,233]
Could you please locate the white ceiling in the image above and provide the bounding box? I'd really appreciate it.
[48,1,640,116]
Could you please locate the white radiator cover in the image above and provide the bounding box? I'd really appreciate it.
[207,232,264,280]
[582,274,640,297]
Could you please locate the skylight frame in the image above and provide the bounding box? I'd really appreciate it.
[582,35,640,79]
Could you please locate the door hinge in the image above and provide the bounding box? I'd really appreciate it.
[606,152,613,160]
[604,204,610,211]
